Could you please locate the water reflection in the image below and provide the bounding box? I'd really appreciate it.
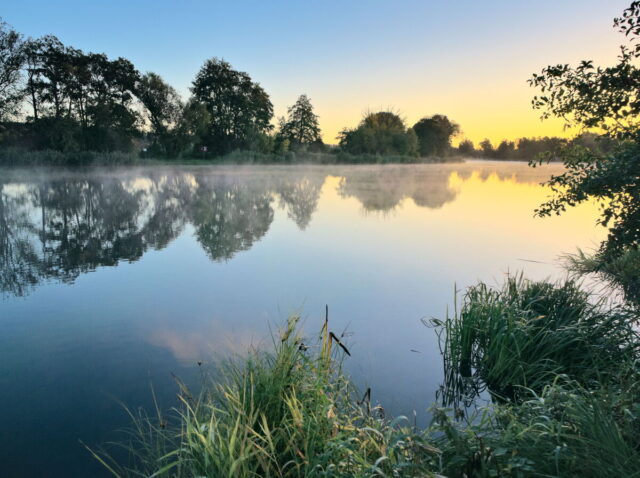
[0,163,568,297]
[0,162,605,478]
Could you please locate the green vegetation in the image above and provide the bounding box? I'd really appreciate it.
[91,316,441,477]
[432,276,640,478]
[98,276,640,477]
[337,112,461,159]
[527,0,640,299]
[454,133,617,161]
[437,277,639,407]
[275,94,324,154]
[565,247,640,307]
[337,111,418,156]
[412,115,459,157]
[0,20,468,164]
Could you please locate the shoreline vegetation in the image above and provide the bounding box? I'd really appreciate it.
[2,0,639,474]
[0,19,614,167]
[93,276,640,477]
[0,148,468,167]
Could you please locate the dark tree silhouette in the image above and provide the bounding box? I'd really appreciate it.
[412,115,459,157]
[190,58,273,156]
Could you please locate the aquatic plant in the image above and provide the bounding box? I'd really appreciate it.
[435,275,640,407]
[91,313,441,477]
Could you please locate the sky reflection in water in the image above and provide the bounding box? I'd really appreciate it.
[0,162,604,477]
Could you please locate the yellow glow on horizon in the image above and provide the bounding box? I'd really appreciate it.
[288,29,624,147]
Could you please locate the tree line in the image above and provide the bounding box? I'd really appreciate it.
[455,132,618,161]
[0,19,464,160]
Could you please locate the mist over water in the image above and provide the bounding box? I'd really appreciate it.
[0,161,604,477]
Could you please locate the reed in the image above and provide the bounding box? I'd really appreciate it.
[435,275,640,407]
[92,314,440,477]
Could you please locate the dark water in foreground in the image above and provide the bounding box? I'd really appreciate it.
[0,162,603,477]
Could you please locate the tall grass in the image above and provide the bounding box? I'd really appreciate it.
[435,275,640,407]
[97,277,640,477]
[431,377,640,477]
[565,248,640,307]
[430,275,640,477]
[92,315,440,477]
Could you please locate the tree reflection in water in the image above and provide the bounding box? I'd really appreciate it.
[0,163,553,297]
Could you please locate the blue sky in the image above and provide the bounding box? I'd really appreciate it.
[3,0,631,143]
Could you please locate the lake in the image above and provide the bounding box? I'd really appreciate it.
[0,161,604,477]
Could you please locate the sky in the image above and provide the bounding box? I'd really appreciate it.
[2,0,632,145]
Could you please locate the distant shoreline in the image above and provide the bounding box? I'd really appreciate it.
[0,148,554,168]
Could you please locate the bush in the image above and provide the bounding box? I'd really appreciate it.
[0,148,140,166]
[435,276,640,406]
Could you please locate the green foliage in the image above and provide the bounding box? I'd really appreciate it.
[338,111,418,157]
[431,274,640,477]
[277,94,323,151]
[190,58,273,156]
[411,115,459,157]
[566,247,640,307]
[93,316,442,477]
[5,34,142,151]
[529,2,640,258]
[435,276,639,406]
[533,140,640,255]
[432,379,640,478]
[99,292,640,477]
[0,18,25,121]
[137,72,183,156]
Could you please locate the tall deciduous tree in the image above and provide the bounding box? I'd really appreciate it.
[138,72,183,154]
[278,94,322,149]
[191,58,273,155]
[412,115,459,157]
[0,19,25,121]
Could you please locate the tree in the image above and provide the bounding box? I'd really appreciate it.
[338,111,417,156]
[0,19,24,121]
[479,139,494,157]
[529,1,640,256]
[137,72,183,155]
[14,37,142,151]
[278,94,322,150]
[494,140,516,160]
[457,139,475,156]
[190,58,273,155]
[412,114,459,157]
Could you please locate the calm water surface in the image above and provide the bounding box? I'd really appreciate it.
[0,162,604,477]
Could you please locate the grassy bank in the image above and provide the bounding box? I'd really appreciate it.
[432,276,640,477]
[0,148,464,167]
[96,276,640,477]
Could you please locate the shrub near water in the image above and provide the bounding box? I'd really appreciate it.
[437,276,640,406]
[432,275,640,477]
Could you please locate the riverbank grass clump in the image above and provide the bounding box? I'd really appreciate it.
[432,275,640,477]
[437,276,640,406]
[93,316,440,477]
